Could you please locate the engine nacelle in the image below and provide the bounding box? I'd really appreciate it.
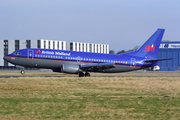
[61,63,80,74]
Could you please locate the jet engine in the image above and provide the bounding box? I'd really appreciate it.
[53,63,80,74]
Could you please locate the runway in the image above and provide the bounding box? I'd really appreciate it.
[0,70,180,78]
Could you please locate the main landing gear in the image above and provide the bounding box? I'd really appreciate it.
[79,72,90,77]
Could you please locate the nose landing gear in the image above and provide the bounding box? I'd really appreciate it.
[20,70,25,75]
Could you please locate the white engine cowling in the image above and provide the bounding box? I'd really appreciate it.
[61,63,80,74]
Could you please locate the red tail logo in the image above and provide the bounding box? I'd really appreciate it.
[144,45,155,52]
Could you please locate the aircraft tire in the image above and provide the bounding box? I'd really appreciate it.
[85,72,90,77]
[79,72,84,77]
[21,70,25,75]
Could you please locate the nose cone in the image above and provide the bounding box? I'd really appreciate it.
[4,56,17,65]
[3,56,8,61]
[3,56,11,62]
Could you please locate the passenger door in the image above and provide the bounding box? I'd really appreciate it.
[28,50,34,59]
[130,58,136,67]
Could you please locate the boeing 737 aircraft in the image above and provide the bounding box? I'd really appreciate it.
[4,29,171,77]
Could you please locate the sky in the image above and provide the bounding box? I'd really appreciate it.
[0,0,180,52]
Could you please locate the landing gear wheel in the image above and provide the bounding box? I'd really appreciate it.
[21,70,25,75]
[85,72,90,77]
[79,72,84,77]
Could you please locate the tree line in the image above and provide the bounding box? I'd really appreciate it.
[109,45,140,54]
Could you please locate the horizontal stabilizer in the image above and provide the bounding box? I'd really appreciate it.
[145,58,172,62]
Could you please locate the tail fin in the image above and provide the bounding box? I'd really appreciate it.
[126,28,165,59]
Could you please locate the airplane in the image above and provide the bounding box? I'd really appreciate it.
[4,28,171,77]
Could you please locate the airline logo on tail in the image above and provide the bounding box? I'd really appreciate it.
[144,45,155,52]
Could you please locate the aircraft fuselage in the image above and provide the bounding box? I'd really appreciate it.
[4,49,155,73]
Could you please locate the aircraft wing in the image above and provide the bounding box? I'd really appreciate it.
[80,63,115,71]
[145,58,172,62]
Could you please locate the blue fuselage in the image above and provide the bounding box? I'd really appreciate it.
[4,48,157,73]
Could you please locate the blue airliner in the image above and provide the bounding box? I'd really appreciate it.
[4,29,171,77]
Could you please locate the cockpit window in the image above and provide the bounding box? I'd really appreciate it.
[13,52,21,55]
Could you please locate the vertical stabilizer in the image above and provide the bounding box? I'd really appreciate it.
[126,29,165,59]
